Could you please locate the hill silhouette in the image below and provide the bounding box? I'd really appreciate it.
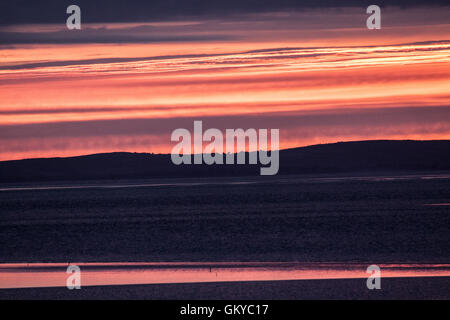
[0,140,449,183]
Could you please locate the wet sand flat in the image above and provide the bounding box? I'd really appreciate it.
[1,276,449,300]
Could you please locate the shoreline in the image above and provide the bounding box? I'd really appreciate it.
[1,276,449,300]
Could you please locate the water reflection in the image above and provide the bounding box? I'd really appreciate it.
[1,262,449,289]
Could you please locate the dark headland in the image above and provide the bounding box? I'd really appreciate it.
[1,140,449,183]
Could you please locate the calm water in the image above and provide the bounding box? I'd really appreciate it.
[1,173,449,192]
[1,262,450,289]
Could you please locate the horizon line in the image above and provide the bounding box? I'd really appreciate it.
[2,138,450,163]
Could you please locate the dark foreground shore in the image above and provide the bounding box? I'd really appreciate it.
[1,277,449,300]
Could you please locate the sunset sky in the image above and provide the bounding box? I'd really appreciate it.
[0,1,449,160]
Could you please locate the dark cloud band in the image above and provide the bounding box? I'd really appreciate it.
[1,0,448,25]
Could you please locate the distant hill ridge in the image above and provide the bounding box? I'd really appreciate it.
[1,140,449,183]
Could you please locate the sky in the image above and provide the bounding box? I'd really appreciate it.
[0,2,449,160]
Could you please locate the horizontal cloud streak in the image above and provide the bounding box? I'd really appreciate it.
[1,106,450,160]
[3,40,450,71]
[2,7,450,44]
[1,106,449,139]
